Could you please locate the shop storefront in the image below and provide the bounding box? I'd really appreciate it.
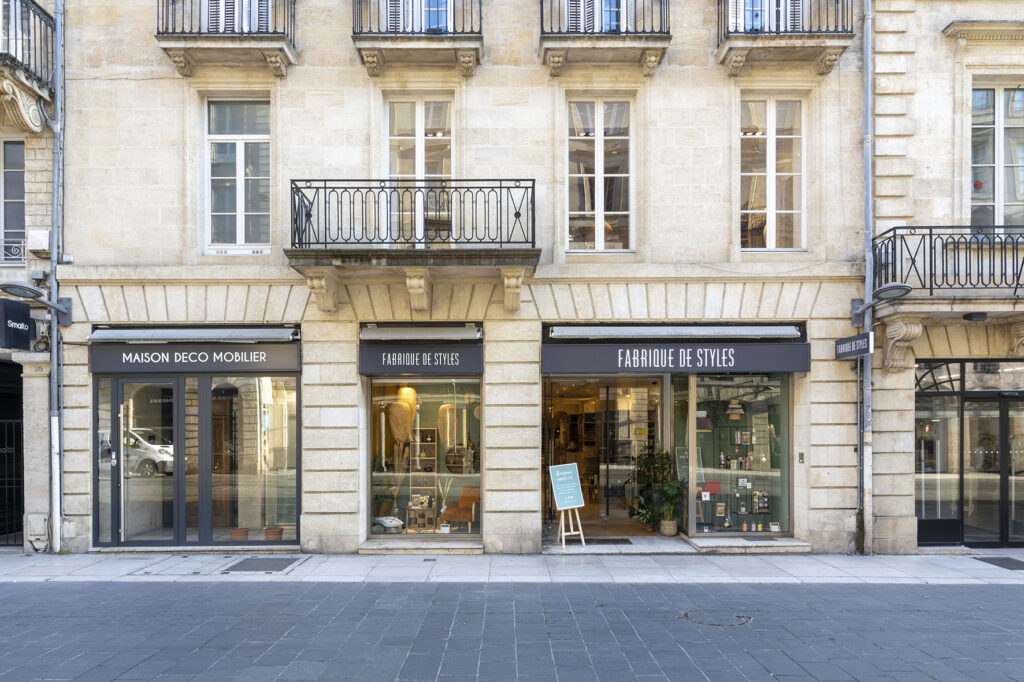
[541,325,809,539]
[89,328,301,547]
[360,325,483,539]
[915,360,1024,547]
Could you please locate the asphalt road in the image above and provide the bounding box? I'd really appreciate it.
[0,582,1022,681]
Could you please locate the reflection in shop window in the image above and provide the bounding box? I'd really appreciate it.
[914,395,960,521]
[915,362,960,392]
[370,379,482,536]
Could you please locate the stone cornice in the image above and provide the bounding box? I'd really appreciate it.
[942,21,1024,43]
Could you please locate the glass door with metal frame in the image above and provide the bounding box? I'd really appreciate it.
[963,397,1024,546]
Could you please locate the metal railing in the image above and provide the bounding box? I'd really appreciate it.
[873,226,1024,296]
[157,0,295,42]
[1,238,25,265]
[0,0,54,89]
[291,179,536,249]
[541,0,669,35]
[718,0,853,45]
[0,421,23,547]
[353,0,481,35]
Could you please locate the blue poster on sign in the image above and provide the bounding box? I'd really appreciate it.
[549,463,584,511]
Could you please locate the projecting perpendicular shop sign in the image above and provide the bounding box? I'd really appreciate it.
[359,343,483,375]
[542,342,811,374]
[90,343,301,374]
[0,299,33,351]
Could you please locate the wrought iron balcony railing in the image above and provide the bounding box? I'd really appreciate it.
[291,180,536,249]
[541,0,669,35]
[1,238,25,266]
[353,0,481,35]
[0,0,54,90]
[873,226,1024,296]
[717,0,853,45]
[157,0,295,42]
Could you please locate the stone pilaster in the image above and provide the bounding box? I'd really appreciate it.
[12,352,52,552]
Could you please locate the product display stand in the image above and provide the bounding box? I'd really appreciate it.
[558,507,585,549]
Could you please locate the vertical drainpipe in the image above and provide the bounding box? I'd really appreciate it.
[49,0,65,554]
[860,0,875,555]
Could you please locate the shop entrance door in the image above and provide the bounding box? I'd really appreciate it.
[543,377,661,536]
[963,398,1024,547]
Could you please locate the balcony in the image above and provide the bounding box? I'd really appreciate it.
[0,0,54,134]
[155,0,297,77]
[286,180,540,313]
[715,0,854,76]
[539,0,670,76]
[352,0,482,77]
[1,238,25,267]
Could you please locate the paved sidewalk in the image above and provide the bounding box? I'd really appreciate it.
[2,550,1024,583]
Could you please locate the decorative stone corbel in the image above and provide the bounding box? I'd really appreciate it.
[0,76,44,133]
[640,50,662,77]
[724,50,749,77]
[501,267,525,313]
[1010,318,1024,357]
[456,50,476,77]
[165,49,194,77]
[306,271,341,314]
[884,318,924,373]
[263,52,287,77]
[815,48,843,75]
[404,268,431,312]
[954,34,968,63]
[547,49,567,77]
[361,49,385,77]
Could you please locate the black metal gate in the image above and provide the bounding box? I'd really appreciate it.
[0,421,23,546]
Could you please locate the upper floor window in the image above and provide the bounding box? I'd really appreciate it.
[384,0,453,32]
[199,0,269,33]
[207,100,270,253]
[740,97,804,250]
[972,87,1024,227]
[567,99,632,251]
[567,0,635,33]
[0,140,25,265]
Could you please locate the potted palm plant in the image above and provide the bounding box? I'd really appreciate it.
[658,479,686,537]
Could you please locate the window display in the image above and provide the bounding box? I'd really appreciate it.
[370,379,481,536]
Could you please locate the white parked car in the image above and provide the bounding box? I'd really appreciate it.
[123,429,174,477]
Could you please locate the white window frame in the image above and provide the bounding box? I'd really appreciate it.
[739,94,806,251]
[204,98,271,255]
[0,136,25,266]
[971,85,1024,228]
[383,0,454,33]
[566,0,636,34]
[200,0,268,34]
[727,0,804,34]
[383,94,455,247]
[565,97,635,253]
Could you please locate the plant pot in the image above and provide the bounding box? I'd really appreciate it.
[659,519,678,537]
[229,527,250,541]
[264,527,284,541]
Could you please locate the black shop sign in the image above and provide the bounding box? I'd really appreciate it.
[542,342,811,374]
[0,299,33,351]
[360,343,482,375]
[90,343,301,374]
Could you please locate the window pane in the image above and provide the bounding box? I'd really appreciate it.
[3,141,24,170]
[245,178,270,213]
[740,176,766,211]
[604,176,629,212]
[211,215,236,244]
[424,139,451,176]
[972,89,995,126]
[604,139,629,175]
[569,140,596,174]
[972,129,994,164]
[741,213,767,248]
[210,143,236,178]
[1005,204,1024,226]
[210,101,269,135]
[569,215,595,249]
[741,100,767,135]
[1005,128,1024,165]
[96,378,112,544]
[972,167,994,202]
[568,102,595,137]
[1005,89,1024,126]
[776,175,801,211]
[3,202,24,232]
[1003,167,1023,203]
[604,102,629,136]
[389,102,416,137]
[776,213,801,248]
[245,214,270,243]
[775,101,801,135]
[604,214,629,249]
[389,140,415,176]
[971,205,995,226]
[741,137,766,173]
[915,395,961,521]
[916,362,960,392]
[245,142,270,178]
[3,170,24,200]
[211,179,237,212]
[243,102,270,135]
[775,138,801,173]
[424,101,451,137]
[568,176,595,212]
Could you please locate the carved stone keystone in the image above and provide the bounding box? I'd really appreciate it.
[547,49,567,77]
